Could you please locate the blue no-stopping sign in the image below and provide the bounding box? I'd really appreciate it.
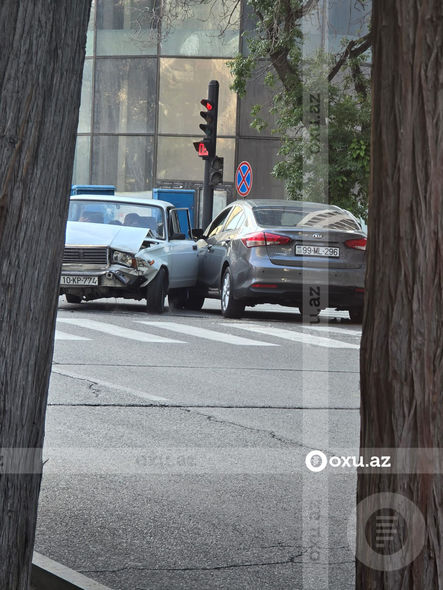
[235,161,253,197]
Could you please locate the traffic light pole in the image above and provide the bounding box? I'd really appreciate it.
[201,80,219,229]
[201,158,212,229]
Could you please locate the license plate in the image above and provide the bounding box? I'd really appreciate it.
[296,245,340,257]
[60,275,98,286]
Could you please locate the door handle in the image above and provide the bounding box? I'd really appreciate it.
[222,239,231,246]
[207,244,213,252]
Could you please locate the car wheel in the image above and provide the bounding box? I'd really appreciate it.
[184,288,205,311]
[349,306,363,323]
[168,288,187,310]
[298,303,320,323]
[146,268,166,313]
[65,294,82,304]
[220,268,244,319]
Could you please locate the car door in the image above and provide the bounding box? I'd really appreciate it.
[165,208,199,288]
[197,207,232,288]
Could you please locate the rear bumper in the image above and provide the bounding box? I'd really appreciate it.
[242,284,364,308]
[233,265,365,309]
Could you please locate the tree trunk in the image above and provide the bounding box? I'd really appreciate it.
[357,1,443,588]
[0,2,91,588]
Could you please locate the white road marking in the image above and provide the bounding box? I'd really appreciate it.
[303,325,361,337]
[52,367,169,403]
[224,324,360,349]
[55,330,91,341]
[57,318,184,343]
[137,321,278,346]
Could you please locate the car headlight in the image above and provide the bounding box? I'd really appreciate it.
[112,251,137,268]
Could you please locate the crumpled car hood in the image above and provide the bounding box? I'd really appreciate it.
[65,221,150,254]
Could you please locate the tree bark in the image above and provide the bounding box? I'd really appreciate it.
[0,2,91,588]
[357,1,443,588]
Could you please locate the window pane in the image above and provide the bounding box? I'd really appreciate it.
[157,137,235,182]
[91,136,154,191]
[72,137,91,185]
[78,60,93,133]
[329,0,369,37]
[161,0,239,57]
[328,0,370,53]
[94,58,157,133]
[96,0,158,56]
[158,58,237,135]
[224,206,244,230]
[207,208,231,237]
[240,2,258,57]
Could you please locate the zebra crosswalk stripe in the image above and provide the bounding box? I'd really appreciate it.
[55,317,360,349]
[224,323,360,349]
[57,318,184,343]
[303,325,361,337]
[137,321,278,347]
[55,330,91,341]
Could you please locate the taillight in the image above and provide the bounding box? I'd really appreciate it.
[241,232,291,248]
[241,232,266,247]
[265,232,291,246]
[252,283,278,289]
[345,238,367,251]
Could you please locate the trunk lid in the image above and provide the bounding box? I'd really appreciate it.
[263,227,366,269]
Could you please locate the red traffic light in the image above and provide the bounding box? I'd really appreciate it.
[200,99,214,111]
[198,142,209,156]
[193,140,210,158]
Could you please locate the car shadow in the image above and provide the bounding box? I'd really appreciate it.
[58,296,357,325]
[57,296,211,318]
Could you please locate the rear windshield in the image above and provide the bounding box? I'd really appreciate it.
[252,207,362,231]
[68,200,165,238]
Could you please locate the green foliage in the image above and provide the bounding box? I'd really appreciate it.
[229,54,255,98]
[228,1,371,220]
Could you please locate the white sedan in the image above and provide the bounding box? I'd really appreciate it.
[60,195,203,313]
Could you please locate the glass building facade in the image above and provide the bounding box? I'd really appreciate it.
[73,0,369,212]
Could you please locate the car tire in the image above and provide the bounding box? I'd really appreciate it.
[298,304,320,323]
[184,288,205,311]
[349,306,363,323]
[168,288,205,311]
[220,268,245,319]
[146,268,166,314]
[168,288,187,310]
[65,294,82,304]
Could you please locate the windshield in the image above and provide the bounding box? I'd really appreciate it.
[68,200,165,239]
[253,207,362,232]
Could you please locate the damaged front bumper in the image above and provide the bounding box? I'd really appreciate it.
[60,261,160,301]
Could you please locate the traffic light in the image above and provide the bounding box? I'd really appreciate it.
[193,95,218,159]
[208,156,224,187]
[193,137,211,159]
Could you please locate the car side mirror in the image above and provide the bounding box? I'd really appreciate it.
[191,228,204,240]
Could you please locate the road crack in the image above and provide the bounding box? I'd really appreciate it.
[52,362,358,374]
[80,552,306,576]
[180,408,303,447]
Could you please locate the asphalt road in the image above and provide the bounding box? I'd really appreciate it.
[34,297,362,590]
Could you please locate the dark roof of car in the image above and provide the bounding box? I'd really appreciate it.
[237,199,341,210]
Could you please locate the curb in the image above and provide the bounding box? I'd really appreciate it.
[32,552,113,590]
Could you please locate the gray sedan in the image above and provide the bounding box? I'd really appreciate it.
[60,195,202,313]
[196,199,366,321]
